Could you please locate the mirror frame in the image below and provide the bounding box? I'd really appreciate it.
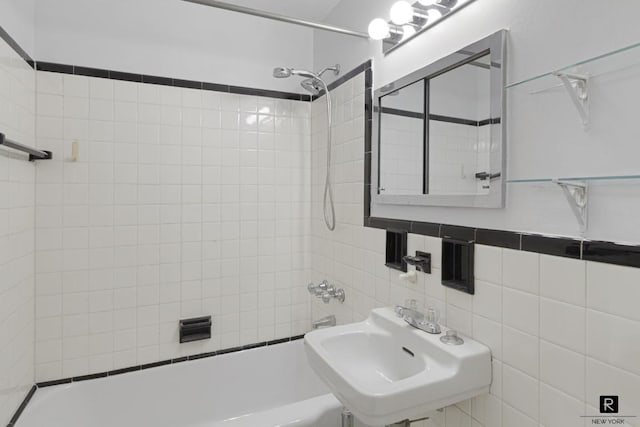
[371,29,507,209]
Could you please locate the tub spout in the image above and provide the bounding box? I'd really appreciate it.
[312,315,336,329]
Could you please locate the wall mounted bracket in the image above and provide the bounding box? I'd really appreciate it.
[553,179,588,233]
[553,71,590,128]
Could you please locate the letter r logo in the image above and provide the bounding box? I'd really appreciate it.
[600,396,619,413]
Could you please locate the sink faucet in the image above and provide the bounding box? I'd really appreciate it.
[312,315,336,329]
[395,304,441,334]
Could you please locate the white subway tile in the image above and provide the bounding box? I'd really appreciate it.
[587,261,640,321]
[586,309,640,376]
[502,249,539,294]
[540,339,585,400]
[540,255,586,306]
[540,297,585,353]
[502,288,538,335]
[502,326,538,378]
[502,364,539,420]
[475,245,502,284]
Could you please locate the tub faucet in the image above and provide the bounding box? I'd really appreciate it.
[312,315,336,329]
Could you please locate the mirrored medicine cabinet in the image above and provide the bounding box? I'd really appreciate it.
[372,30,507,209]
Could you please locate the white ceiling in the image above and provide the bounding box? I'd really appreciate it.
[227,0,343,22]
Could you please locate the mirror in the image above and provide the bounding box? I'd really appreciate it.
[373,30,506,209]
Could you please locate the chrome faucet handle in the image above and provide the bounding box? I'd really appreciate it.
[321,292,332,303]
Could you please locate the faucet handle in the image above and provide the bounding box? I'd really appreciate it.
[426,307,440,323]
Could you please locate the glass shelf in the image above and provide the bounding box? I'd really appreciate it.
[506,40,640,90]
[508,175,640,184]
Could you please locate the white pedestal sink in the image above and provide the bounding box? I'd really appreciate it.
[304,308,491,426]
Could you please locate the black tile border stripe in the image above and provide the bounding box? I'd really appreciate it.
[0,23,314,102]
[35,334,305,389]
[7,385,36,427]
[359,59,640,268]
[0,25,34,68]
[35,62,312,101]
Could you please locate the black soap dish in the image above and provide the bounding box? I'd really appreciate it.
[179,316,212,343]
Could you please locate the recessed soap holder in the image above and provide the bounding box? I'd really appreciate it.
[179,316,212,343]
[441,238,474,295]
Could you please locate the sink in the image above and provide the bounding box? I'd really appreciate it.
[304,308,491,426]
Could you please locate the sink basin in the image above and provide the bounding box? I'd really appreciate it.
[304,308,491,426]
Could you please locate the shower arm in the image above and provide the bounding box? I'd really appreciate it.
[181,0,369,39]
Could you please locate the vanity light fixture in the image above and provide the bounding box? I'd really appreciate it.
[369,0,479,54]
[390,1,414,25]
[368,18,391,40]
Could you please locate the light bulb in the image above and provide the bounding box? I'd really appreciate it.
[368,18,390,40]
[418,0,439,5]
[390,1,414,25]
[427,8,443,21]
[401,25,416,41]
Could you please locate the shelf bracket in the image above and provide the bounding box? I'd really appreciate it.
[553,72,590,128]
[553,179,588,233]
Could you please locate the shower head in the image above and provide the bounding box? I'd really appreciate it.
[273,67,292,78]
[273,67,318,80]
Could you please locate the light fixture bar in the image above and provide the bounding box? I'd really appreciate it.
[181,0,370,39]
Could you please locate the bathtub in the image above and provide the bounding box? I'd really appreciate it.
[18,340,346,427]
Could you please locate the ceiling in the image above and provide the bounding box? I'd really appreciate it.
[226,0,343,22]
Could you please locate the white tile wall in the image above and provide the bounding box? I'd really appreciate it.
[310,71,640,427]
[34,71,312,380]
[0,39,36,424]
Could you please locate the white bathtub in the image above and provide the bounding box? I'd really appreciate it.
[18,340,346,427]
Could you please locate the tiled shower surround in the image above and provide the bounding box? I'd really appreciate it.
[33,71,312,381]
[311,71,640,427]
[0,38,36,423]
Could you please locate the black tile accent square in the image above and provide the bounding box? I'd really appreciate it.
[521,234,581,259]
[73,372,108,382]
[142,74,174,86]
[108,366,142,376]
[476,228,521,249]
[440,225,475,241]
[582,240,640,268]
[174,79,203,90]
[36,62,74,74]
[410,222,440,237]
[188,352,217,360]
[203,82,230,92]
[74,66,109,78]
[216,346,242,355]
[110,71,143,82]
[141,360,172,370]
[367,217,411,232]
[241,342,267,350]
[290,334,306,341]
[266,337,290,346]
[36,378,72,388]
